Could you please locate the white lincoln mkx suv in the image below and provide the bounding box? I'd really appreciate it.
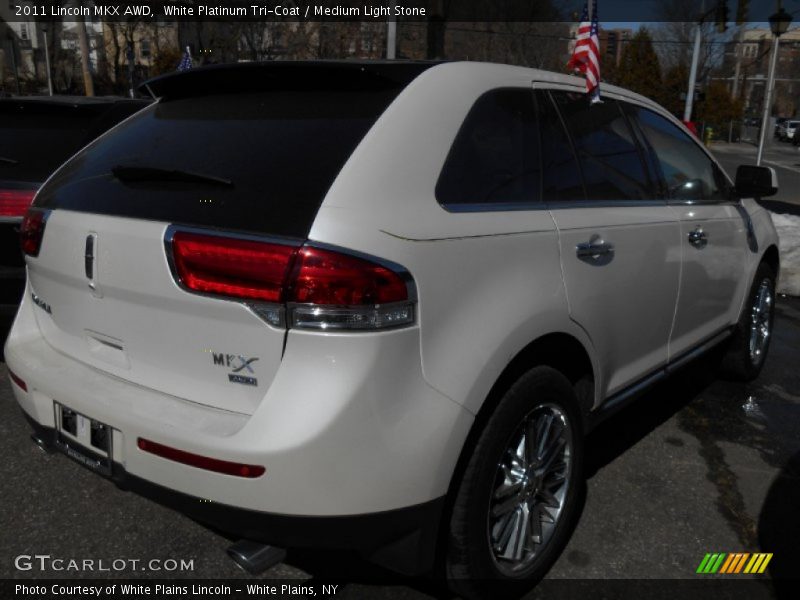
[4,61,780,597]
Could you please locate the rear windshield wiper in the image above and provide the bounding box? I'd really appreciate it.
[111,165,233,187]
[0,156,19,165]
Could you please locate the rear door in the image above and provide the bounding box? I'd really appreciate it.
[627,106,749,357]
[542,89,681,397]
[26,87,401,414]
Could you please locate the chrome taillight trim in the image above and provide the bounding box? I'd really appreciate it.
[163,224,417,332]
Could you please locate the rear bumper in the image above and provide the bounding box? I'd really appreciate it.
[5,281,473,574]
[22,414,444,575]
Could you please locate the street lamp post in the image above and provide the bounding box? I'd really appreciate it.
[756,8,792,166]
[41,26,53,96]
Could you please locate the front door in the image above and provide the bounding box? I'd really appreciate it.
[628,105,749,358]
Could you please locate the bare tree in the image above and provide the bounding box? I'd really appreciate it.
[653,0,728,84]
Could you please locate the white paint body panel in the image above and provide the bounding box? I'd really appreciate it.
[668,203,750,357]
[550,206,681,397]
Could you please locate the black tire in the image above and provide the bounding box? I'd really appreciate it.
[445,366,584,600]
[720,262,776,381]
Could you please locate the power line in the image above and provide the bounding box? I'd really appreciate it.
[400,22,800,47]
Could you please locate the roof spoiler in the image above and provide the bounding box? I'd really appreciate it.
[139,60,441,100]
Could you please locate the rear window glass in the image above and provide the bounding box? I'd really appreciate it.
[552,91,654,201]
[35,90,399,238]
[536,90,584,202]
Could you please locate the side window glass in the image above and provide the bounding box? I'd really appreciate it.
[436,88,541,207]
[632,107,726,202]
[536,90,585,202]
[551,91,654,201]
[619,101,665,198]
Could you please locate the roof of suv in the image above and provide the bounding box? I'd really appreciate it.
[139,60,662,111]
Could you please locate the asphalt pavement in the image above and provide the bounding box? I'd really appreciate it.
[1,296,799,598]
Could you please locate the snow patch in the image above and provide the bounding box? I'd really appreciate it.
[770,212,800,296]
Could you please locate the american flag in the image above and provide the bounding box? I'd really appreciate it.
[567,0,601,102]
[177,46,193,71]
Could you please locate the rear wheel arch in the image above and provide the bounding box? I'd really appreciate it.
[435,332,595,571]
[469,332,596,452]
[761,244,780,279]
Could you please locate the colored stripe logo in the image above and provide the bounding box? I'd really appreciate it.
[696,553,773,574]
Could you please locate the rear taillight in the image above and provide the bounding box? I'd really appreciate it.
[20,208,48,257]
[168,228,414,331]
[171,232,297,303]
[0,188,36,218]
[287,246,413,330]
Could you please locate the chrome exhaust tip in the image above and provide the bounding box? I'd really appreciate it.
[227,540,286,575]
[30,434,53,454]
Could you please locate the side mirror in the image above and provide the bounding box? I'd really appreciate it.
[735,165,778,198]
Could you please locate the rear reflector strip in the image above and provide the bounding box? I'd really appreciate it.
[137,438,265,478]
[0,188,37,218]
[8,368,27,392]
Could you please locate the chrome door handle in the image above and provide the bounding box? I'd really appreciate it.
[688,227,707,248]
[576,240,615,259]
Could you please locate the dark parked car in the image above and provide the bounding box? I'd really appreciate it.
[0,96,149,314]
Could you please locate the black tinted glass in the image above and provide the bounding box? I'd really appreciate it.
[436,88,541,207]
[536,91,584,202]
[0,109,94,183]
[34,90,398,238]
[552,92,653,201]
[632,107,727,202]
[0,101,146,184]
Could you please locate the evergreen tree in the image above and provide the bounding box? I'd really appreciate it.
[660,64,689,117]
[615,27,662,101]
[697,80,744,128]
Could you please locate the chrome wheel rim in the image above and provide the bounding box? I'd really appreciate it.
[488,403,572,575]
[749,278,773,366]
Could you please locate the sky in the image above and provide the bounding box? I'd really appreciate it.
[582,0,800,23]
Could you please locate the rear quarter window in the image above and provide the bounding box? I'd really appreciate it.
[436,88,542,209]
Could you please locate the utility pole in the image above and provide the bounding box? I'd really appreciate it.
[76,0,95,96]
[41,26,53,96]
[684,24,703,122]
[127,42,135,98]
[756,2,792,165]
[731,27,744,98]
[757,36,780,165]
[386,2,396,59]
[6,35,21,94]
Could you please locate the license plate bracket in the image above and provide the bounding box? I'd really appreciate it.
[53,402,113,477]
